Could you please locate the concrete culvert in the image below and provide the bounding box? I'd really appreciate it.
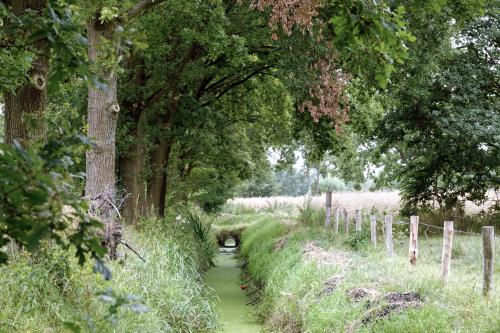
[216,228,245,247]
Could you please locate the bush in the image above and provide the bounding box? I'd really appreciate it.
[319,177,347,193]
[0,136,104,266]
[344,230,370,251]
[298,197,323,226]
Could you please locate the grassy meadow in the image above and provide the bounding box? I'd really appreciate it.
[215,204,500,333]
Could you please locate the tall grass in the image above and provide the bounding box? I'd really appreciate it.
[240,216,500,333]
[0,220,219,332]
[180,208,217,267]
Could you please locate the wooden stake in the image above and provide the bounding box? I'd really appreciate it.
[409,216,419,266]
[343,209,349,235]
[482,226,495,296]
[370,215,377,245]
[334,207,340,234]
[385,215,393,256]
[325,191,332,228]
[355,209,362,233]
[441,221,454,284]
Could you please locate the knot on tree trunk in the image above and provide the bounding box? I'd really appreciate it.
[31,74,47,90]
[108,103,120,116]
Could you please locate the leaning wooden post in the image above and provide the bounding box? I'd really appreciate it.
[343,209,349,235]
[334,207,340,234]
[441,221,454,284]
[385,215,394,256]
[370,215,377,245]
[325,191,332,228]
[409,216,419,266]
[482,226,495,296]
[355,209,362,233]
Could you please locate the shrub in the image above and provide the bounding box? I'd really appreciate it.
[180,208,217,267]
[344,229,370,251]
[298,197,323,226]
[319,177,347,193]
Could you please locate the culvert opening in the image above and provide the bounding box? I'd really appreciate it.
[224,238,236,247]
[216,228,245,248]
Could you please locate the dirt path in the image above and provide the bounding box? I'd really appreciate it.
[204,249,261,333]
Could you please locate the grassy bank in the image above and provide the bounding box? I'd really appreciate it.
[239,213,500,333]
[0,219,219,333]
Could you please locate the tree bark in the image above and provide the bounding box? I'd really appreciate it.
[118,55,148,226]
[146,139,171,218]
[118,120,149,225]
[85,16,121,259]
[4,0,48,146]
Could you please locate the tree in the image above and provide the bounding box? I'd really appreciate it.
[83,0,167,258]
[2,1,48,145]
[1,1,97,146]
[115,0,414,222]
[376,1,498,212]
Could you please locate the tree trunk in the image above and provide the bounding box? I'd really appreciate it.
[146,139,171,218]
[118,129,148,225]
[85,17,121,259]
[4,0,48,146]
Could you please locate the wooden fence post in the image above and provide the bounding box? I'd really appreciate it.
[325,191,332,228]
[343,209,349,235]
[482,226,495,296]
[409,216,419,266]
[370,215,377,245]
[334,207,340,234]
[355,209,362,233]
[385,215,393,256]
[441,221,454,284]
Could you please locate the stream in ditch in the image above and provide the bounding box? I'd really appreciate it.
[204,246,261,333]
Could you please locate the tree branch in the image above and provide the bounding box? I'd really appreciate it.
[122,0,167,21]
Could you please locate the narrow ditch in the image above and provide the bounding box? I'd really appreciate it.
[204,238,261,333]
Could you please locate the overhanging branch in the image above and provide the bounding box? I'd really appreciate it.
[122,0,167,21]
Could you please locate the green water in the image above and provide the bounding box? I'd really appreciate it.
[205,248,261,333]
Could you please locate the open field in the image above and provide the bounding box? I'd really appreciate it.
[226,191,499,216]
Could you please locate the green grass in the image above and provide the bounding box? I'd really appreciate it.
[0,219,219,333]
[239,213,500,333]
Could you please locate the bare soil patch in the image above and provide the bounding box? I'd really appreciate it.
[346,287,380,301]
[302,242,350,267]
[318,275,344,297]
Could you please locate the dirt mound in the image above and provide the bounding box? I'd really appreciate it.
[302,242,350,267]
[346,287,379,301]
[318,275,343,297]
[274,237,289,251]
[346,291,423,332]
[361,292,422,326]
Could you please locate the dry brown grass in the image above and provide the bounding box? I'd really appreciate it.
[228,191,400,215]
[227,190,498,216]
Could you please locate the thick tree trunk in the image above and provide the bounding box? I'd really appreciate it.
[146,139,171,218]
[4,0,48,146]
[119,131,148,225]
[85,17,122,259]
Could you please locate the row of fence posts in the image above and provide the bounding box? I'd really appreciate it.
[323,191,495,297]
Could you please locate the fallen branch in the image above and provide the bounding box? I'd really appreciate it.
[120,240,146,262]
